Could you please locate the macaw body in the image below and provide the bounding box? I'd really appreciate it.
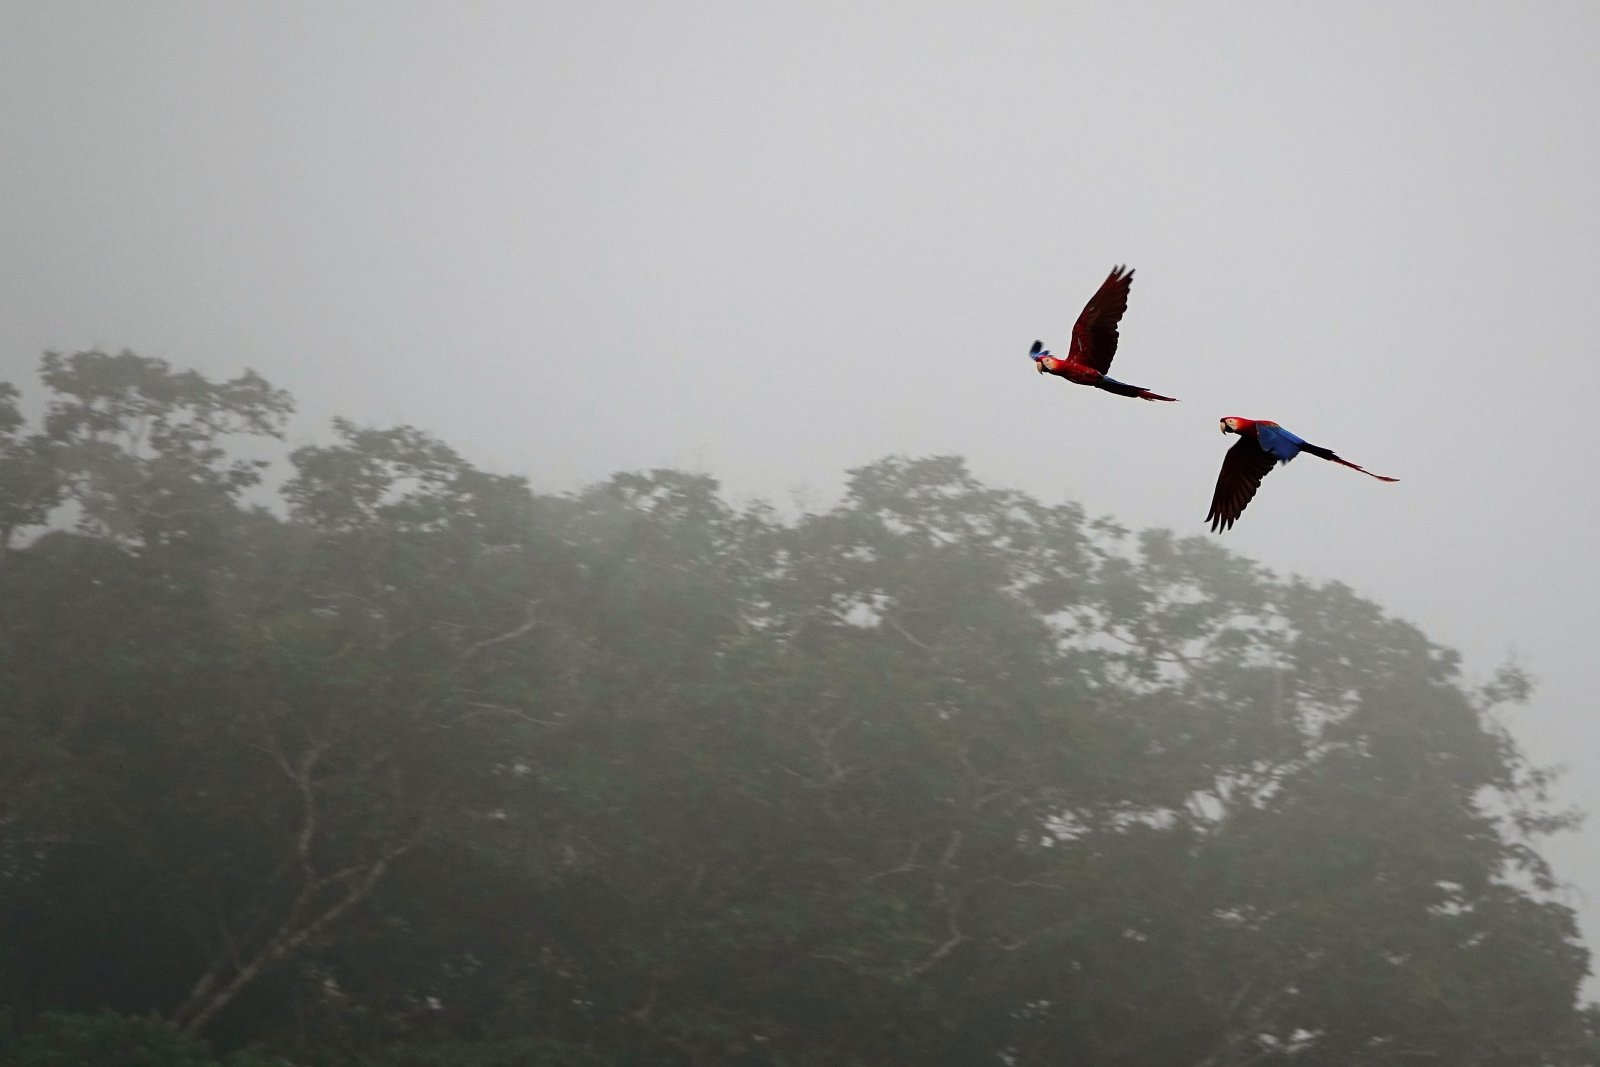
[1207,417,1398,532]
[1033,348,1176,400]
[1030,265,1177,402]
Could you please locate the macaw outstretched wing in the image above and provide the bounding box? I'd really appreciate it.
[1068,265,1134,373]
[1207,435,1279,532]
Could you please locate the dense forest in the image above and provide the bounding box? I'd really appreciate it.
[0,351,1595,1065]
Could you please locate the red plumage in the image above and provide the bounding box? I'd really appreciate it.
[1069,265,1135,373]
[1031,266,1177,402]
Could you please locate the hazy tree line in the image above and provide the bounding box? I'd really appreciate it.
[0,351,1594,1065]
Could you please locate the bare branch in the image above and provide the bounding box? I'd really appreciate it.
[173,836,418,1037]
[459,603,542,660]
[904,896,967,978]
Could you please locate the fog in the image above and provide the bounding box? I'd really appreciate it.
[4,0,1597,997]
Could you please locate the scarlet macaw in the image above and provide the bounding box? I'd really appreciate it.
[1207,417,1399,532]
[1030,265,1177,402]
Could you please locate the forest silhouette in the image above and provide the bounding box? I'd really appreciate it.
[1,352,1594,1065]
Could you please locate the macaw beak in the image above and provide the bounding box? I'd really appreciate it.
[1036,361,1046,374]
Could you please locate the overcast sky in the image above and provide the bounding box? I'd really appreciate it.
[4,0,1598,976]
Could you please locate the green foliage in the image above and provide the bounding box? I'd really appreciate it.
[0,1011,278,1067]
[329,1036,607,1067]
[0,353,1593,1065]
[33,349,290,548]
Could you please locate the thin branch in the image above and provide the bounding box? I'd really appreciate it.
[459,603,542,660]
[904,896,968,978]
[882,613,936,653]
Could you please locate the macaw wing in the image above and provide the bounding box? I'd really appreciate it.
[1253,422,1307,464]
[1068,265,1134,373]
[1207,434,1279,532]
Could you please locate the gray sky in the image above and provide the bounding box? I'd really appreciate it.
[4,0,1599,974]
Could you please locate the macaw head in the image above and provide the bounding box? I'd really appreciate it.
[1030,340,1050,372]
[1220,417,1246,435]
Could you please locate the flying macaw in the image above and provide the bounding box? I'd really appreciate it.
[1207,417,1399,532]
[1030,265,1177,402]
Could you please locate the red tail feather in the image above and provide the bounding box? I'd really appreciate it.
[1332,456,1399,482]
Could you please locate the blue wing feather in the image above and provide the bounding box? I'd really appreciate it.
[1254,423,1306,463]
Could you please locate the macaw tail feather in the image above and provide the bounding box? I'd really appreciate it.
[1338,459,1399,482]
[1301,443,1399,482]
[1097,376,1178,402]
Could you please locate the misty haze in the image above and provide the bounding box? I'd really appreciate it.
[3,4,1599,1065]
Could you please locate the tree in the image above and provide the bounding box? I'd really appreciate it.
[0,383,63,555]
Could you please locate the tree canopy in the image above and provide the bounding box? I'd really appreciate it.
[0,352,1593,1065]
